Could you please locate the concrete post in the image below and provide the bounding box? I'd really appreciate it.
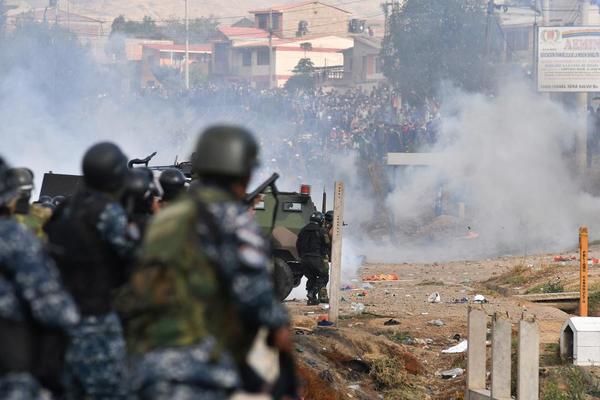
[491,314,512,400]
[327,181,344,325]
[466,308,488,398]
[518,319,540,400]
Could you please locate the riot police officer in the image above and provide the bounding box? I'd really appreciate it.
[297,211,329,305]
[158,168,186,207]
[45,142,137,399]
[123,125,294,400]
[121,168,154,236]
[0,157,80,399]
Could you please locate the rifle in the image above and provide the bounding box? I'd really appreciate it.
[244,173,280,205]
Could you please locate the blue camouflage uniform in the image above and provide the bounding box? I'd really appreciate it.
[0,218,80,399]
[46,193,137,400]
[126,186,289,400]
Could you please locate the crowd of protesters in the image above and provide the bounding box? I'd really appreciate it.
[143,82,441,156]
[137,82,442,189]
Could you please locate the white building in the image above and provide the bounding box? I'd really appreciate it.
[212,26,352,87]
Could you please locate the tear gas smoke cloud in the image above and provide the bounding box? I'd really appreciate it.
[3,24,599,274]
[358,81,600,263]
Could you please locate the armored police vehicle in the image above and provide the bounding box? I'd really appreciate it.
[253,184,319,300]
[39,153,320,301]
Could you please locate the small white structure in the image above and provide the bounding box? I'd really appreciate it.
[560,317,600,366]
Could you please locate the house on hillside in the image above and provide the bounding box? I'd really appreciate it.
[342,36,384,88]
[140,43,212,87]
[211,26,352,87]
[248,0,351,39]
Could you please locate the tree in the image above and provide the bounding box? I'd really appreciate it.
[163,17,219,44]
[382,0,502,104]
[110,15,164,39]
[110,15,219,44]
[285,57,316,91]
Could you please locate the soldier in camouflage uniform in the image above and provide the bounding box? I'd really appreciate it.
[45,142,137,399]
[0,156,80,399]
[123,125,293,400]
[8,168,52,239]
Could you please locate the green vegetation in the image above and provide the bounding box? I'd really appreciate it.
[381,0,502,104]
[284,58,316,92]
[497,265,528,286]
[540,343,562,367]
[542,367,588,400]
[383,331,413,344]
[526,279,564,294]
[110,15,219,43]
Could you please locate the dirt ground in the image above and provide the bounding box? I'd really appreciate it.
[284,245,600,399]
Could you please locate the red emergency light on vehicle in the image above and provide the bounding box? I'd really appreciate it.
[300,184,311,196]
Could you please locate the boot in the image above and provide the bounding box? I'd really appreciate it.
[307,290,319,306]
[318,288,329,304]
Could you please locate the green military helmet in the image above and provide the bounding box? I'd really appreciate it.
[192,125,259,178]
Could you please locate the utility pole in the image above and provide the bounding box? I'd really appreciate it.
[577,0,590,171]
[542,0,550,26]
[185,0,190,90]
[268,8,274,89]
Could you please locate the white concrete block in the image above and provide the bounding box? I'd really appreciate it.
[576,331,600,347]
[561,317,600,366]
[575,347,600,366]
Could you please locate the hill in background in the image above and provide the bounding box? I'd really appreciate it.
[7,0,384,25]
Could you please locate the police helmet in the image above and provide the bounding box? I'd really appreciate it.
[52,195,66,207]
[82,142,128,193]
[6,168,34,195]
[159,168,186,201]
[310,211,325,225]
[324,210,334,224]
[0,157,17,207]
[123,168,151,200]
[192,125,259,178]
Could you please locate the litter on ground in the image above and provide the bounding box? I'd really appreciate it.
[362,273,400,281]
[442,340,468,354]
[428,292,441,303]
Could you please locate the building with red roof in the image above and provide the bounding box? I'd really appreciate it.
[248,1,350,39]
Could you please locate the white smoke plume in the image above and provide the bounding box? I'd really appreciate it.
[356,81,600,263]
[3,23,600,276]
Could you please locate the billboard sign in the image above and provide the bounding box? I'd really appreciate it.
[538,27,600,92]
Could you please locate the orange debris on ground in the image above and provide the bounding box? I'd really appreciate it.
[554,255,576,262]
[362,273,400,282]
